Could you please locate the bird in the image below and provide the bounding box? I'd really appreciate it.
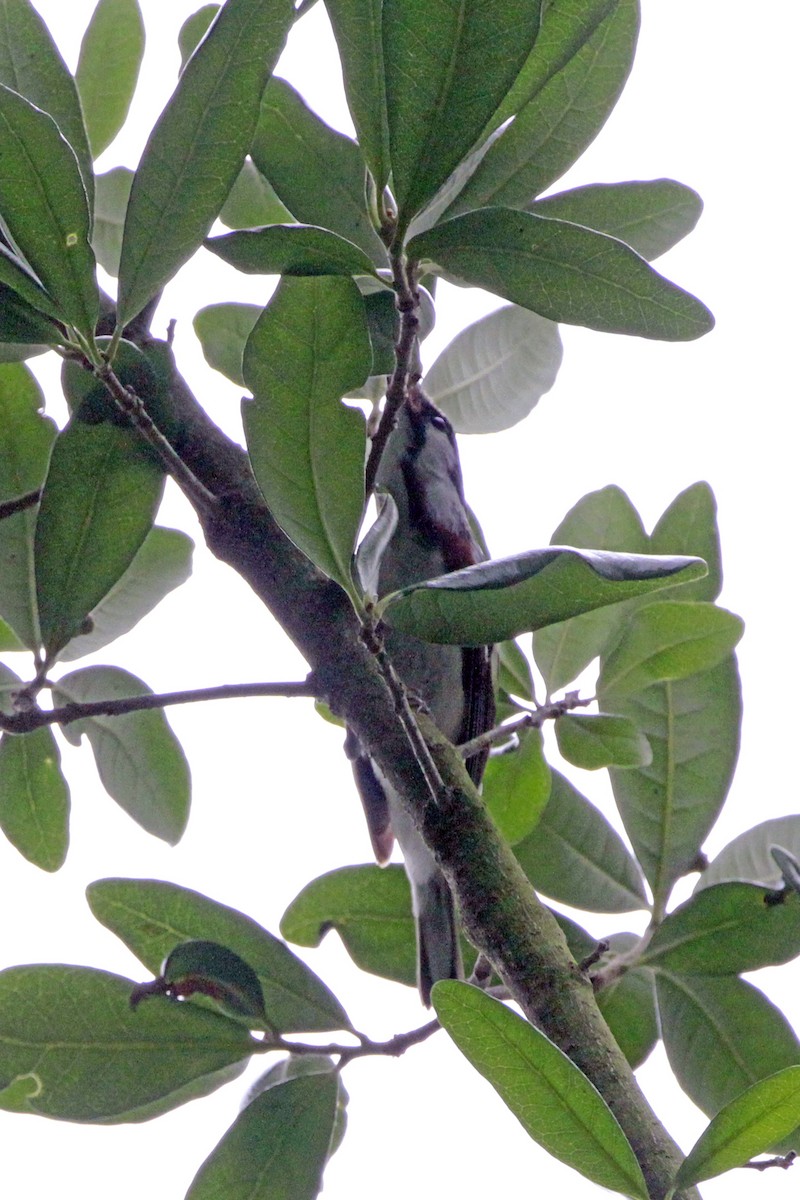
[349,387,495,1004]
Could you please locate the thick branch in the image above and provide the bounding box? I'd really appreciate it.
[116,334,694,1200]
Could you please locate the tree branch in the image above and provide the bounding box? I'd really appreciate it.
[106,332,696,1200]
[0,679,316,734]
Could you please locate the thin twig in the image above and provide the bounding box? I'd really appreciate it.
[458,691,592,760]
[0,489,41,521]
[95,362,217,514]
[0,679,316,735]
[260,1017,441,1067]
[741,1152,796,1172]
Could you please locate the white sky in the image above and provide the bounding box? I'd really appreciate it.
[2,2,799,1198]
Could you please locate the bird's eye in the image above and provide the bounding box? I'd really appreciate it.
[430,414,449,431]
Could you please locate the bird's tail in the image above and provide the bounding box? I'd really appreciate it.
[414,871,462,1006]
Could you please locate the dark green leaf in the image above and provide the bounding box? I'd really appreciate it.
[381,546,705,646]
[409,208,714,341]
[251,77,385,262]
[75,0,145,158]
[242,275,370,590]
[699,817,800,892]
[117,0,294,326]
[281,865,417,989]
[363,286,398,374]
[206,224,378,278]
[87,877,349,1033]
[490,0,617,127]
[0,0,94,207]
[0,282,62,349]
[529,180,703,261]
[433,981,648,1199]
[515,770,648,913]
[650,481,722,602]
[35,420,164,655]
[186,1074,338,1200]
[657,973,800,1118]
[598,602,744,698]
[245,1055,348,1158]
[0,84,97,334]
[0,242,63,322]
[425,304,562,434]
[53,666,190,844]
[0,363,56,648]
[324,0,389,191]
[92,167,133,277]
[482,728,550,844]
[642,883,800,975]
[160,940,266,1023]
[556,712,651,770]
[57,526,193,662]
[61,335,166,422]
[0,965,252,1121]
[194,302,261,387]
[0,726,69,871]
[609,656,741,908]
[383,0,544,226]
[219,158,293,229]
[676,1067,800,1187]
[447,0,638,215]
[595,936,657,1070]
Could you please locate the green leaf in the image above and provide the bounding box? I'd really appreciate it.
[0,965,253,1121]
[206,224,379,278]
[676,1067,800,1187]
[0,727,69,871]
[529,180,703,261]
[482,728,550,845]
[0,242,64,323]
[532,486,648,692]
[116,0,293,326]
[242,275,370,590]
[424,304,562,434]
[598,602,744,698]
[0,281,63,349]
[641,883,800,975]
[489,0,617,127]
[53,666,190,844]
[656,973,800,1118]
[556,712,651,770]
[698,817,800,891]
[186,1073,338,1200]
[245,1055,348,1159]
[595,936,658,1070]
[194,302,261,387]
[57,526,193,662]
[75,0,145,158]
[160,940,266,1024]
[381,547,706,646]
[0,363,56,648]
[324,0,389,192]
[87,877,349,1034]
[178,4,220,68]
[0,84,97,334]
[34,420,164,656]
[0,0,94,207]
[433,981,648,1199]
[447,0,638,215]
[219,157,293,230]
[92,167,133,277]
[514,770,648,913]
[650,481,722,603]
[281,865,417,989]
[251,78,386,262]
[383,0,544,226]
[609,656,741,907]
[409,208,714,341]
[497,637,535,703]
